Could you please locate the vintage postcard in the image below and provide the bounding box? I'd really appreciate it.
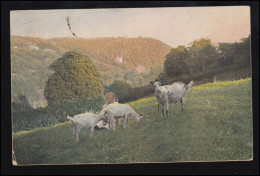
[10,6,253,165]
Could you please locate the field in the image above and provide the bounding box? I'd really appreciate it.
[12,78,253,164]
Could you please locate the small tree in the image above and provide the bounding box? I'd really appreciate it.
[44,51,103,104]
[164,45,190,77]
[106,80,132,102]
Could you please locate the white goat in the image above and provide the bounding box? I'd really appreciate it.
[67,112,106,142]
[150,80,194,117]
[101,104,142,131]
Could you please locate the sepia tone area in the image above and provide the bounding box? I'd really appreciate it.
[10,6,252,165]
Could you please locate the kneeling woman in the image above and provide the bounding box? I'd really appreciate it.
[95,92,120,129]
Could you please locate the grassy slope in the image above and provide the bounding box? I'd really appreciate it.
[13,78,253,164]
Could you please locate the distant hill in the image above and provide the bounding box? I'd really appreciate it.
[11,36,171,107]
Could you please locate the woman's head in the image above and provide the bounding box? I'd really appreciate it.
[105,92,115,104]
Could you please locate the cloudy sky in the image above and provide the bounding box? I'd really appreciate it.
[10,6,250,47]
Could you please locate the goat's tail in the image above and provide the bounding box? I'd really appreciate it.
[184,80,194,95]
[187,80,194,89]
[67,116,76,129]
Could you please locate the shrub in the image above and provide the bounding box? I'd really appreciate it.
[44,51,103,104]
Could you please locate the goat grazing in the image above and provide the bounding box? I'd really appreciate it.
[101,103,142,131]
[150,80,194,117]
[67,112,106,142]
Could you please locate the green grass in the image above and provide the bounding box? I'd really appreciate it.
[13,78,253,164]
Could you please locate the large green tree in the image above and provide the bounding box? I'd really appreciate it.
[44,51,103,104]
[184,38,219,73]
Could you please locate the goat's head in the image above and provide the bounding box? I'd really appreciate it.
[137,113,143,124]
[100,111,109,122]
[150,81,162,93]
[150,81,161,88]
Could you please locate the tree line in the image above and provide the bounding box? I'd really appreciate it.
[160,36,251,85]
[108,35,251,103]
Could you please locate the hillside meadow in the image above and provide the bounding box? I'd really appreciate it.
[12,78,253,164]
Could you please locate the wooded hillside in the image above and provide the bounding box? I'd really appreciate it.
[11,36,171,106]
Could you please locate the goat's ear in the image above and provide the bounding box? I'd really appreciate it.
[150,81,154,85]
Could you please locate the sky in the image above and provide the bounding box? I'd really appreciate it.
[10,6,250,48]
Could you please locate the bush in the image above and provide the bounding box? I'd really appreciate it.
[114,84,154,103]
[44,51,103,104]
[105,80,132,102]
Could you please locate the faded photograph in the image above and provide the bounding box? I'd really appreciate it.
[11,6,252,165]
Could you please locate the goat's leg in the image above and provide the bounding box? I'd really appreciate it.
[161,104,164,116]
[124,118,127,128]
[73,132,77,142]
[158,103,160,115]
[111,118,116,131]
[74,127,81,142]
[90,126,94,137]
[108,117,112,130]
[126,115,130,128]
[180,97,184,112]
[165,103,169,118]
[113,122,116,131]
[123,115,128,128]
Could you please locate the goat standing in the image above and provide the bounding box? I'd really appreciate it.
[101,103,142,131]
[150,80,194,117]
[67,112,106,142]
